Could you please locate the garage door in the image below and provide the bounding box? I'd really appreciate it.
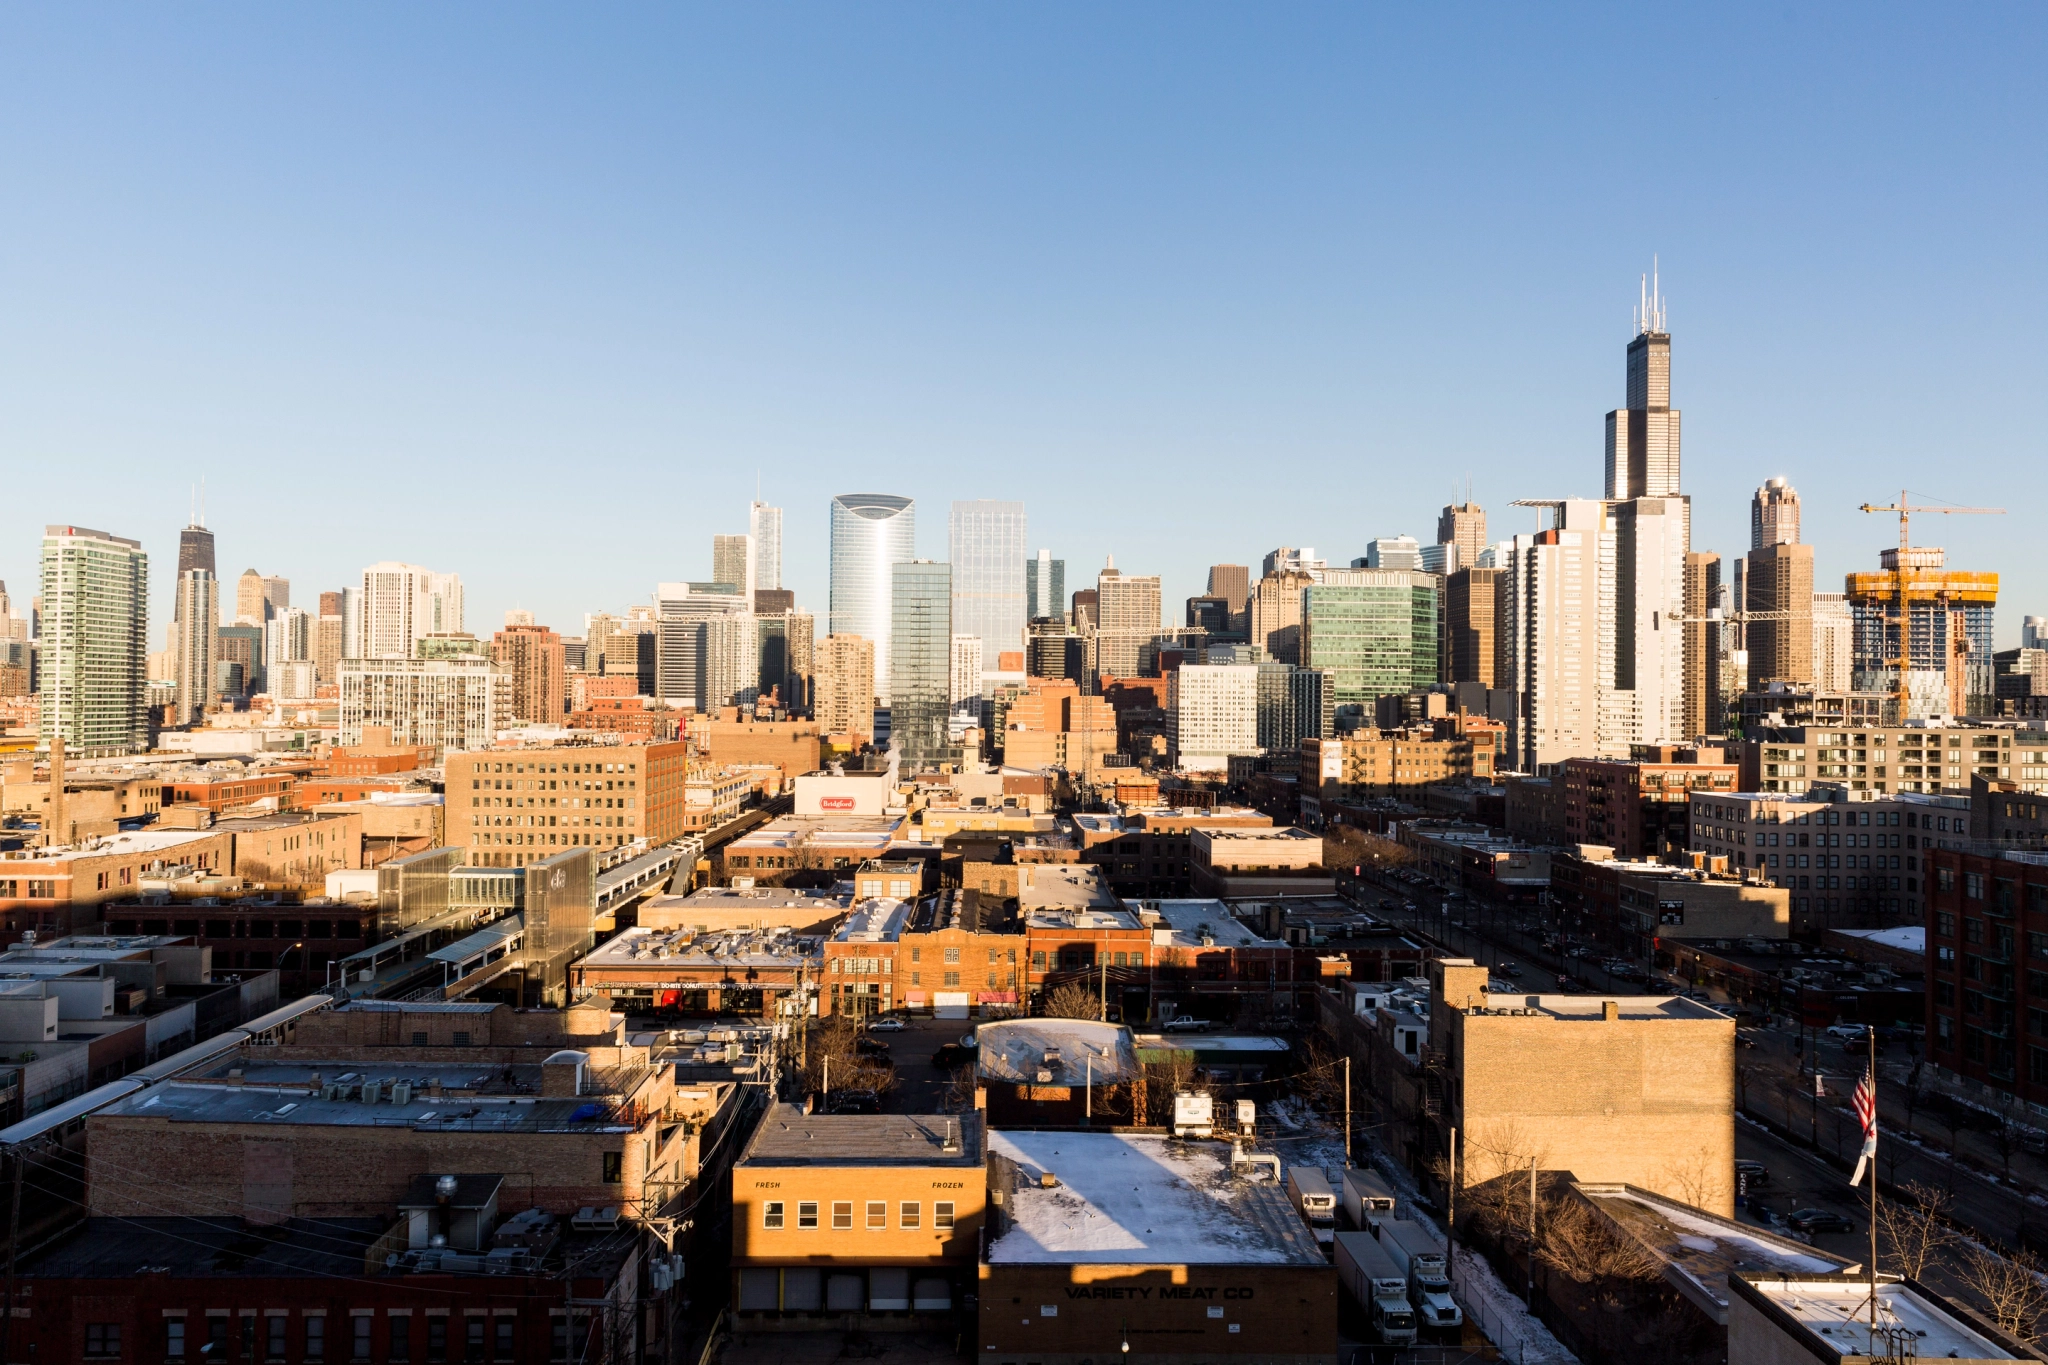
[933,991,970,1019]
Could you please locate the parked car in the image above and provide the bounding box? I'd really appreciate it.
[1162,1016,1211,1033]
[1734,1159,1772,1188]
[1825,1024,1870,1043]
[1786,1208,1854,1235]
[1497,964,1523,978]
[855,1036,893,1058]
[1735,1030,1762,1049]
[868,1016,908,1032]
[931,1043,975,1070]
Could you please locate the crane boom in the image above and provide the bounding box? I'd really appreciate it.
[1856,490,2005,714]
[1858,489,2003,551]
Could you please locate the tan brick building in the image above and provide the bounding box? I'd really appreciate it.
[732,1105,984,1318]
[1428,958,1736,1215]
[695,715,823,782]
[491,623,568,723]
[814,634,875,741]
[1301,728,1493,802]
[0,828,232,937]
[217,809,364,889]
[444,740,689,867]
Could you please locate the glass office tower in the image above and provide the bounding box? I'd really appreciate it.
[1300,574,1439,708]
[948,500,1027,675]
[829,493,915,703]
[890,561,955,770]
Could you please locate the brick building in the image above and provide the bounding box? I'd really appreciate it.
[693,715,824,782]
[1924,845,2048,1102]
[162,769,297,814]
[1559,749,1737,859]
[491,622,567,723]
[0,829,233,937]
[1548,849,1789,964]
[444,740,689,868]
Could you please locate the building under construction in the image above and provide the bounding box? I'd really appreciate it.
[1846,545,1998,719]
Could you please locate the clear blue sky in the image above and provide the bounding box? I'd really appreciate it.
[1,7,2042,644]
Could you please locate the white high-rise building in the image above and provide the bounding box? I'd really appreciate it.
[1498,501,1613,770]
[1812,592,1855,692]
[1363,536,1423,571]
[39,524,149,757]
[172,568,217,727]
[339,656,509,754]
[1171,663,1260,772]
[829,494,915,704]
[2025,617,2047,651]
[355,563,464,660]
[750,501,783,594]
[948,500,1027,677]
[1094,558,1162,679]
[1609,494,1688,749]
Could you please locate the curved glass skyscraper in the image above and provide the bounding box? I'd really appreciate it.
[829,493,915,702]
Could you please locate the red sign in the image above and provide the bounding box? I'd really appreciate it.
[819,796,857,811]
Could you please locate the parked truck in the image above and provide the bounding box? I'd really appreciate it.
[1334,1231,1418,1345]
[1377,1219,1463,1328]
[1340,1167,1397,1231]
[1287,1166,1338,1246]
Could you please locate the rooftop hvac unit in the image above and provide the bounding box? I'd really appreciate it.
[1173,1091,1215,1138]
[572,1206,621,1231]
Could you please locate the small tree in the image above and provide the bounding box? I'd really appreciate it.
[1956,1242,2048,1345]
[1661,1144,1722,1212]
[1042,982,1102,1020]
[1874,1182,1956,1282]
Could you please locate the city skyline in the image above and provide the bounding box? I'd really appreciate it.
[0,10,2039,642]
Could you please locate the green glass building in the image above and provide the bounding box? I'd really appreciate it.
[1301,573,1439,709]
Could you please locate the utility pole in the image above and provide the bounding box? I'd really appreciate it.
[1343,1058,1352,1167]
[1527,1157,1538,1309]
[2,1144,21,1365]
[1446,1127,1457,1236]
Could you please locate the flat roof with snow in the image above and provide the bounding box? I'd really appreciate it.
[1834,925,1925,955]
[1731,1274,2026,1362]
[986,1130,1326,1266]
[1145,900,1282,948]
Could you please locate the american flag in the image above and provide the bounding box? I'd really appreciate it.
[1849,1059,1878,1188]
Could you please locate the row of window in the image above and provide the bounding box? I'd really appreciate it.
[123,1310,570,1362]
[762,1199,955,1231]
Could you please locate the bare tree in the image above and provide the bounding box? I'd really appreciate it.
[1292,1034,1349,1117]
[1660,1144,1723,1212]
[1873,1182,1957,1282]
[1956,1242,2048,1345]
[1535,1194,1663,1288]
[1042,982,1102,1020]
[802,1015,896,1095]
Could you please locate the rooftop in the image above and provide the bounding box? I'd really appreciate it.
[1732,1274,2027,1362]
[1574,1183,1847,1321]
[1833,925,1926,955]
[93,1078,641,1132]
[0,830,221,865]
[986,1130,1326,1266]
[975,1019,1139,1085]
[1023,905,1145,932]
[1461,993,1730,1022]
[578,924,824,969]
[1144,899,1283,948]
[739,1103,982,1166]
[832,899,907,943]
[1016,865,1119,910]
[655,886,849,911]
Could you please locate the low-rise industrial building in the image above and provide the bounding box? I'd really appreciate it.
[732,1104,984,1322]
[571,923,826,1016]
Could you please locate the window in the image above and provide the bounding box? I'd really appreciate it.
[901,1201,920,1229]
[1966,919,1985,944]
[354,1314,374,1361]
[495,1320,514,1357]
[85,1323,120,1358]
[426,1316,448,1362]
[798,1201,818,1229]
[466,1317,486,1361]
[944,946,961,963]
[833,1201,853,1230]
[763,1201,785,1229]
[1939,867,1956,893]
[1941,914,1959,939]
[935,1201,955,1229]
[269,1316,288,1358]
[383,1316,402,1362]
[603,1151,623,1183]
[1967,872,1986,900]
[868,1200,887,1229]
[167,1319,187,1359]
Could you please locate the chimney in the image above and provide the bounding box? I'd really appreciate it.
[1602,1000,1620,1022]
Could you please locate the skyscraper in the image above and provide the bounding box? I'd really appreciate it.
[172,568,217,727]
[829,493,915,703]
[176,522,215,579]
[949,634,984,730]
[1437,502,1488,569]
[948,500,1027,677]
[1207,563,1250,636]
[712,534,754,598]
[653,582,748,709]
[1743,478,1813,693]
[1752,478,1801,549]
[38,525,148,757]
[1812,593,1854,692]
[1248,571,1314,665]
[749,501,783,593]
[1026,550,1066,624]
[356,563,464,660]
[1444,566,1499,688]
[889,562,953,770]
[1172,663,1259,771]
[1683,552,1722,737]
[1093,558,1162,680]
[1363,536,1424,571]
[1300,574,1439,709]
[492,624,567,723]
[262,576,289,616]
[1605,269,1681,499]
[236,569,269,625]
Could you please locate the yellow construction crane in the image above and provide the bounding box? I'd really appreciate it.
[1855,490,2004,715]
[1858,489,2004,551]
